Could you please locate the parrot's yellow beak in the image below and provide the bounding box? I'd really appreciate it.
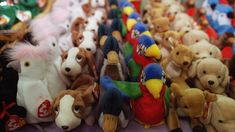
[145,79,163,99]
[123,7,134,16]
[145,44,161,60]
[126,19,137,31]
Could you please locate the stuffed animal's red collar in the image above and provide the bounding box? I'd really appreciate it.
[0,101,16,119]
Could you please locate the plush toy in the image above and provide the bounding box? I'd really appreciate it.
[166,4,185,21]
[61,47,98,82]
[172,13,195,27]
[100,36,126,81]
[131,22,150,39]
[167,79,217,132]
[0,56,26,132]
[150,17,170,44]
[184,0,196,16]
[7,43,54,124]
[90,9,107,24]
[161,44,195,80]
[182,29,209,45]
[131,63,170,128]
[213,4,235,36]
[52,82,98,131]
[189,40,222,60]
[160,31,181,59]
[171,19,193,32]
[98,88,129,132]
[134,35,161,67]
[188,58,229,95]
[199,94,235,132]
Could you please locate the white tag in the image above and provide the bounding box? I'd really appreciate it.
[16,10,32,22]
[0,15,10,25]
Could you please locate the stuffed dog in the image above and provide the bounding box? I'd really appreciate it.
[161,44,195,80]
[188,58,229,95]
[52,84,97,131]
[61,47,98,81]
[182,29,209,45]
[189,40,222,60]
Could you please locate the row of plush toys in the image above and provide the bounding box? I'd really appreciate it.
[0,0,235,132]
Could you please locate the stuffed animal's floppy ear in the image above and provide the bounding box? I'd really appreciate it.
[82,85,95,104]
[213,46,222,60]
[171,83,185,98]
[188,60,200,77]
[221,65,229,88]
[85,50,98,80]
[71,74,95,90]
[203,91,217,102]
[71,17,85,33]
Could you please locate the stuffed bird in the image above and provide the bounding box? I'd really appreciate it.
[131,63,170,128]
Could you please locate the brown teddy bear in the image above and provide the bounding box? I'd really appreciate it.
[161,44,195,80]
[167,78,217,132]
[160,30,181,59]
[189,40,222,60]
[182,29,209,45]
[188,58,229,95]
[150,17,170,44]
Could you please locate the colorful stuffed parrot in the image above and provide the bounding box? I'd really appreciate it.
[131,22,151,39]
[128,0,143,14]
[131,63,170,128]
[133,35,161,67]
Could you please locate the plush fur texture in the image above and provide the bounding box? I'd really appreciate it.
[189,40,222,60]
[188,58,229,95]
[183,29,209,45]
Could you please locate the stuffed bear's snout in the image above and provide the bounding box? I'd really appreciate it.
[208,80,215,86]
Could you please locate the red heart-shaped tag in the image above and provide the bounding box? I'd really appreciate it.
[6,115,26,131]
[38,100,52,118]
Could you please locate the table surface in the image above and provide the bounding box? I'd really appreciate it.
[16,119,192,132]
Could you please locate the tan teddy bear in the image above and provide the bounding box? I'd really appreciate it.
[171,19,193,32]
[143,8,164,28]
[160,30,181,59]
[161,44,195,80]
[182,29,209,45]
[167,78,217,132]
[188,58,229,95]
[189,40,222,60]
[166,4,185,22]
[150,17,170,44]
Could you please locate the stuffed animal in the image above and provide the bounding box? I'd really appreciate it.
[228,55,235,99]
[98,88,129,132]
[166,4,185,21]
[52,83,98,131]
[61,47,98,81]
[150,17,170,44]
[171,19,193,32]
[199,94,235,132]
[100,36,126,81]
[189,40,222,60]
[160,31,181,59]
[0,56,26,132]
[7,43,54,123]
[131,63,170,128]
[167,79,217,132]
[184,0,196,16]
[203,0,219,28]
[188,58,229,95]
[182,29,209,45]
[161,44,195,80]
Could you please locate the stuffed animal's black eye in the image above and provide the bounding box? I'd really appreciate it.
[165,38,168,41]
[210,52,212,55]
[184,105,188,108]
[218,76,221,79]
[203,70,207,74]
[86,48,91,51]
[196,52,199,55]
[73,105,80,113]
[195,40,199,43]
[176,52,179,55]
[218,120,223,123]
[174,12,177,15]
[52,42,56,47]
[66,24,69,28]
[24,62,30,67]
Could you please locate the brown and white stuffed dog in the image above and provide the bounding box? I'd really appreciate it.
[52,83,98,131]
[61,47,98,81]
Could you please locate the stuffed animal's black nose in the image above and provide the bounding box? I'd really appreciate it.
[183,61,189,66]
[208,80,214,85]
[65,67,71,72]
[62,126,69,130]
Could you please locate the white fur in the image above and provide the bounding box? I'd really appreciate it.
[55,95,81,131]
[85,17,99,33]
[91,0,105,8]
[78,30,97,54]
[217,13,231,26]
[58,32,74,54]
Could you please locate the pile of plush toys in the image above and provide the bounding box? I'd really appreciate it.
[0,0,235,132]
